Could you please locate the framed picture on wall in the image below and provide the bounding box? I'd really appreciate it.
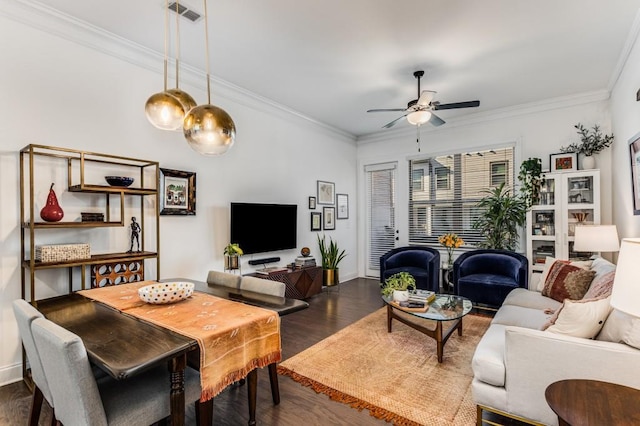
[336,193,349,219]
[159,168,196,215]
[308,196,316,209]
[311,212,322,231]
[549,153,577,172]
[317,180,335,205]
[629,132,640,215]
[323,207,335,230]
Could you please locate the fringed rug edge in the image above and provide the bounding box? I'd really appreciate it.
[277,365,422,426]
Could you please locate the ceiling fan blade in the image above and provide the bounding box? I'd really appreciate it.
[433,100,480,110]
[382,115,407,128]
[367,108,406,113]
[429,113,445,127]
[417,90,436,106]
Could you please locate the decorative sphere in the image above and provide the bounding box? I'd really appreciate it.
[183,104,236,156]
[145,91,186,130]
[301,247,311,257]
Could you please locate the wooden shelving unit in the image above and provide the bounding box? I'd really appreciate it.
[19,144,160,301]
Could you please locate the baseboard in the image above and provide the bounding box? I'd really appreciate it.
[0,362,23,387]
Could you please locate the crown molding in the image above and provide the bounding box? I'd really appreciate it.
[3,0,355,143]
[608,7,640,91]
[357,90,610,145]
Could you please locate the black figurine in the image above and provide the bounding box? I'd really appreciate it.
[127,216,141,253]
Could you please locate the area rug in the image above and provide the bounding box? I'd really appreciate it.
[277,308,491,425]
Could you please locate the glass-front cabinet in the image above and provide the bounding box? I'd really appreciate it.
[526,169,600,274]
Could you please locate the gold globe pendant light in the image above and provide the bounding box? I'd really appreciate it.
[145,0,195,131]
[184,0,236,156]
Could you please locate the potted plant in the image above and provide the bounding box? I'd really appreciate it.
[223,243,243,270]
[560,123,614,169]
[518,157,543,208]
[472,182,527,251]
[317,234,347,286]
[381,271,416,302]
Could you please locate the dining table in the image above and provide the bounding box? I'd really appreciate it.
[34,278,309,426]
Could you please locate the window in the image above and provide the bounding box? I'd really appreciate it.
[408,147,515,247]
[412,169,424,191]
[491,161,508,186]
[435,167,450,190]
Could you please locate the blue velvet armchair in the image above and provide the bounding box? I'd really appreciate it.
[452,249,528,309]
[380,246,440,292]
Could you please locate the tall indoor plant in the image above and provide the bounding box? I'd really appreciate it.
[317,234,347,286]
[472,183,527,251]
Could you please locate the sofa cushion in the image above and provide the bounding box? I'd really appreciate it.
[535,257,592,292]
[597,309,640,349]
[472,324,507,387]
[502,288,562,311]
[541,262,595,302]
[583,270,615,300]
[545,296,612,338]
[590,256,616,282]
[491,305,551,329]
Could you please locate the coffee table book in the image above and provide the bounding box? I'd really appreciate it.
[389,300,430,313]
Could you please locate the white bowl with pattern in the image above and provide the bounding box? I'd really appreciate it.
[138,281,194,304]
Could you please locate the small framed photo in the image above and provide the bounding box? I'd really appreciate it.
[308,196,316,210]
[336,193,349,219]
[549,153,577,172]
[310,212,322,231]
[323,206,335,230]
[629,132,640,215]
[317,180,335,205]
[159,168,196,215]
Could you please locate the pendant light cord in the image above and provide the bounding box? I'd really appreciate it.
[203,0,211,104]
[416,124,421,153]
[163,0,169,91]
[175,0,181,88]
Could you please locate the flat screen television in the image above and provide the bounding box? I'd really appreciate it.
[230,202,297,255]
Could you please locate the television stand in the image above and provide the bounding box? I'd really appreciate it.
[248,266,322,299]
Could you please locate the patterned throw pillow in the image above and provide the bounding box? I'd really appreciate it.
[583,270,615,300]
[542,261,596,302]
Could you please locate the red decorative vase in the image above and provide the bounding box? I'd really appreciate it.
[40,183,64,222]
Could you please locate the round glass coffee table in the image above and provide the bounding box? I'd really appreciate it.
[382,294,473,363]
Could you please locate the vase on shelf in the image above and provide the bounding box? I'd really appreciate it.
[581,155,596,170]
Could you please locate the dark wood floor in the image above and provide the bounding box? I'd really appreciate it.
[0,277,522,425]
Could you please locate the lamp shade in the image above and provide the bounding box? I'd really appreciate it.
[573,225,620,252]
[145,91,186,130]
[183,104,236,156]
[406,110,431,126]
[611,238,640,317]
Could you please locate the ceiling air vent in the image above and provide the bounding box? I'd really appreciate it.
[168,2,202,22]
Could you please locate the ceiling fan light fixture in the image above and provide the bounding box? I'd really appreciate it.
[406,110,432,126]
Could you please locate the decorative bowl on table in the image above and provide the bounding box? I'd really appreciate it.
[138,282,195,304]
[105,176,135,187]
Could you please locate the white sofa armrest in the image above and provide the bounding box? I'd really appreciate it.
[504,326,640,426]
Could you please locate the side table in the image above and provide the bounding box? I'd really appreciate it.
[545,379,640,425]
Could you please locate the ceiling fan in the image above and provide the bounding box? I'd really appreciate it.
[367,70,480,128]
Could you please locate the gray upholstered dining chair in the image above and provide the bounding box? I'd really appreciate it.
[207,270,241,290]
[12,299,56,426]
[240,276,286,297]
[31,316,210,426]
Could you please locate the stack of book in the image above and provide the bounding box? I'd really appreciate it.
[408,290,436,305]
[295,256,316,268]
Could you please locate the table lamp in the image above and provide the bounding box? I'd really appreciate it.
[611,238,640,317]
[573,225,620,253]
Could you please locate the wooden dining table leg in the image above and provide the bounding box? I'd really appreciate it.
[169,353,187,426]
[246,369,257,426]
[268,363,280,405]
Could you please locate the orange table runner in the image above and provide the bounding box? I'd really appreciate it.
[78,281,281,400]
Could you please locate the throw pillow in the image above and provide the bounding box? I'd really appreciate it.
[535,257,592,292]
[583,270,615,300]
[597,309,640,349]
[542,261,596,302]
[545,296,612,338]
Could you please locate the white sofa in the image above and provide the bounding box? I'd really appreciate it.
[471,257,640,425]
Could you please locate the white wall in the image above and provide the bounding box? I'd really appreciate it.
[356,97,614,278]
[0,13,357,385]
[610,26,640,242]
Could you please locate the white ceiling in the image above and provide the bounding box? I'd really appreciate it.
[25,0,640,138]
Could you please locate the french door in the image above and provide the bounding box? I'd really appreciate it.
[365,162,397,277]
